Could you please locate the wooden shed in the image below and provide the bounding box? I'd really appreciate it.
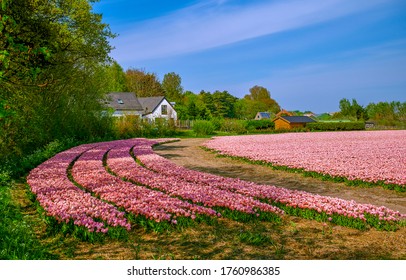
[273,116,316,130]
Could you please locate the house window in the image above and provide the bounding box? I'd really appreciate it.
[161,105,168,115]
[117,99,124,104]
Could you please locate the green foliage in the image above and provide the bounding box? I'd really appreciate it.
[162,72,183,103]
[0,0,116,161]
[104,61,127,92]
[307,121,365,131]
[220,119,248,134]
[339,98,368,120]
[246,119,275,130]
[366,101,406,127]
[0,184,57,259]
[125,68,164,97]
[192,120,216,136]
[112,115,177,138]
[4,138,81,178]
[236,85,280,119]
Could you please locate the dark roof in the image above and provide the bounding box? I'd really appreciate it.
[105,92,143,111]
[257,112,270,118]
[278,116,316,123]
[137,96,166,114]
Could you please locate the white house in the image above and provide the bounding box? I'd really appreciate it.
[104,92,177,121]
[138,96,177,121]
[104,92,144,117]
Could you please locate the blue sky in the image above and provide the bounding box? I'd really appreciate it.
[93,0,406,112]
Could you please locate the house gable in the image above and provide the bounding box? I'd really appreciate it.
[138,96,177,120]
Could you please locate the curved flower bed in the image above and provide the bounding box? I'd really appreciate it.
[27,143,130,233]
[203,131,406,188]
[134,140,406,230]
[108,139,283,217]
[26,136,406,235]
[72,140,218,224]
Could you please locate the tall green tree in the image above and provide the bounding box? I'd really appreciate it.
[244,86,280,116]
[212,90,238,118]
[104,60,127,92]
[1,0,115,158]
[125,68,164,97]
[339,98,368,120]
[162,72,183,102]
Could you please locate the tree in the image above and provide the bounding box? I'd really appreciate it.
[244,86,281,117]
[104,61,127,92]
[1,0,115,158]
[366,101,406,126]
[339,98,368,120]
[212,90,238,118]
[125,68,164,97]
[162,72,183,102]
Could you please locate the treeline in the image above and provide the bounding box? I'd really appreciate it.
[334,98,406,126]
[1,0,116,162]
[104,64,281,120]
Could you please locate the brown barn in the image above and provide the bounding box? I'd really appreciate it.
[273,116,316,130]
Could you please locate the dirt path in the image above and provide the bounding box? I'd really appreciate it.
[154,138,406,214]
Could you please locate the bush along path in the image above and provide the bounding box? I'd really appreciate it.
[26,138,406,238]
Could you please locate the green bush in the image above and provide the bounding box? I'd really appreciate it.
[113,116,177,138]
[193,120,216,136]
[246,119,275,130]
[307,121,365,131]
[220,119,248,134]
[209,117,224,131]
[4,138,80,178]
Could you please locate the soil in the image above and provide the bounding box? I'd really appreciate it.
[154,138,406,214]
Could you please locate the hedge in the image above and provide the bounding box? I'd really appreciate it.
[307,121,365,131]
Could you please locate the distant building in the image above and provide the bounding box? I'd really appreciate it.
[273,115,316,130]
[255,112,271,120]
[104,92,177,120]
[304,112,317,118]
[138,96,177,121]
[275,109,294,118]
[104,92,143,117]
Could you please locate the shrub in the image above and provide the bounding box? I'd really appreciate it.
[307,121,365,131]
[113,116,177,138]
[220,119,248,134]
[193,120,216,136]
[209,117,224,131]
[246,119,275,130]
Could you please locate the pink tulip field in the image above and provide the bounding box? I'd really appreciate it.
[203,130,406,190]
[27,135,406,238]
[27,143,131,235]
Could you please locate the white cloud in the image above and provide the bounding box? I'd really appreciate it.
[112,0,389,62]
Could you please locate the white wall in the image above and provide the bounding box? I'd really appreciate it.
[143,99,177,121]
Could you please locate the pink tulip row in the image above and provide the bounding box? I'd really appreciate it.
[107,139,284,216]
[203,131,406,186]
[135,139,406,223]
[71,139,218,223]
[26,143,131,233]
